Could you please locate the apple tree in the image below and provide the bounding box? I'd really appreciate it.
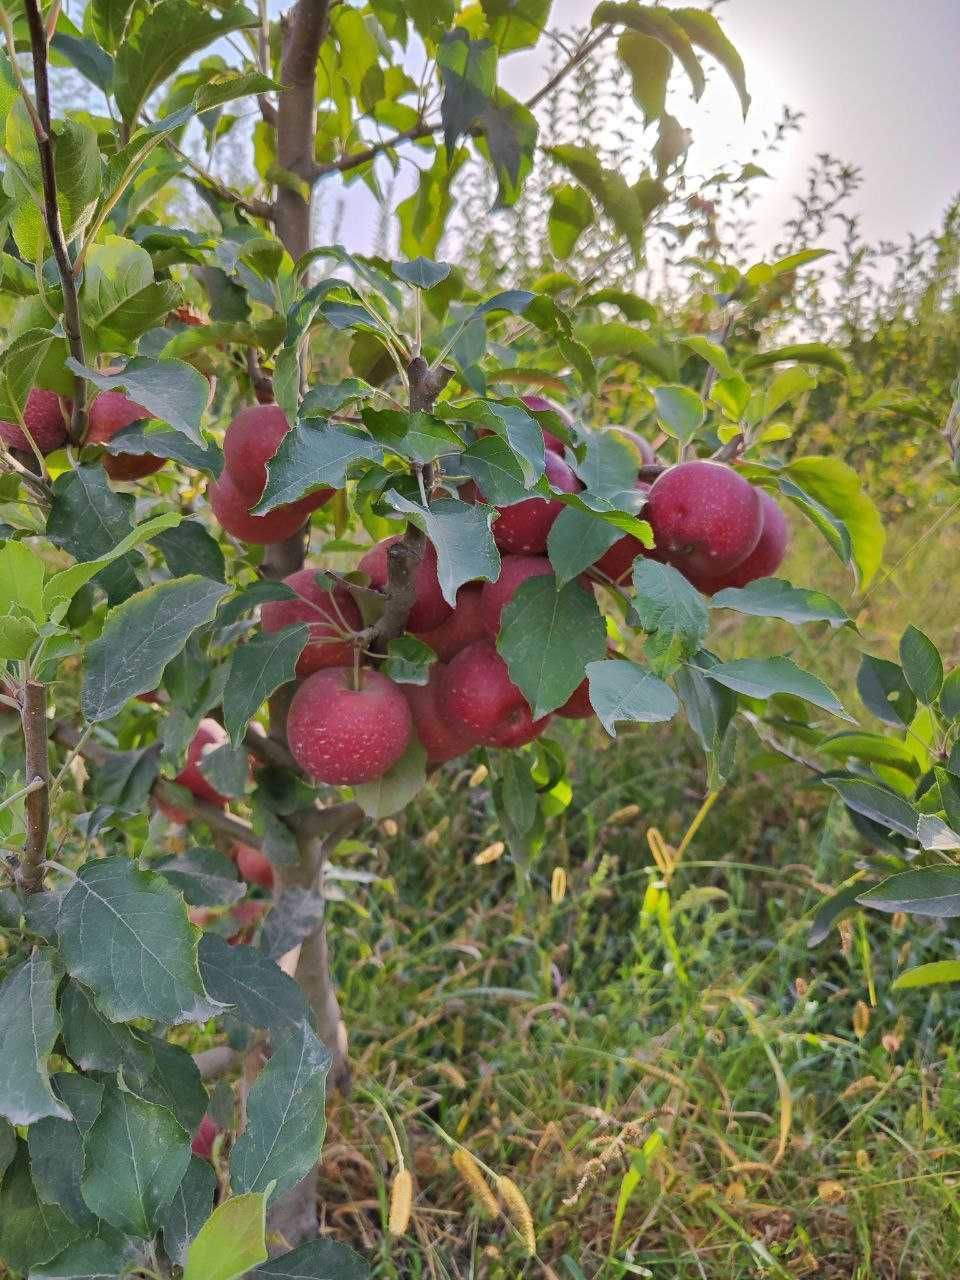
[0,0,885,1274]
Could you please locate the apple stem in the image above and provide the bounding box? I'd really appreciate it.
[351,645,363,692]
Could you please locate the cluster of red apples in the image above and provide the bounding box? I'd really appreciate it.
[159,397,789,795]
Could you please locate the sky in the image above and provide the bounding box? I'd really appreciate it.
[313,0,960,259]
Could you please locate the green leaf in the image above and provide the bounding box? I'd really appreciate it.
[481,0,550,51]
[53,118,102,239]
[183,1192,268,1280]
[159,1156,217,1269]
[89,0,137,52]
[43,510,182,619]
[682,335,734,378]
[27,1074,103,1229]
[741,344,848,375]
[59,980,156,1076]
[223,625,309,744]
[478,89,538,208]
[858,868,960,917]
[154,518,226,583]
[0,950,69,1126]
[58,857,223,1025]
[675,650,737,786]
[254,422,383,514]
[0,329,56,422]
[548,183,594,258]
[46,465,141,604]
[67,356,210,446]
[388,494,501,606]
[672,7,750,116]
[438,29,496,154]
[81,1081,191,1239]
[899,624,943,704]
[857,654,916,727]
[817,732,919,774]
[548,144,667,256]
[50,33,116,94]
[251,1240,371,1279]
[155,846,244,907]
[461,433,528,505]
[363,407,465,465]
[114,0,258,123]
[631,559,709,668]
[79,236,180,350]
[592,4,705,99]
[353,738,428,819]
[710,578,851,627]
[0,612,40,660]
[617,32,672,122]
[456,398,545,486]
[576,321,675,379]
[700,657,850,719]
[710,373,750,420]
[31,1238,130,1279]
[82,575,229,722]
[942,668,960,720]
[784,456,885,590]
[100,420,223,475]
[382,635,436,685]
[231,1021,331,1200]
[824,777,920,840]
[891,960,960,990]
[0,540,45,622]
[653,384,706,442]
[0,1143,84,1274]
[585,658,679,736]
[260,888,325,961]
[547,506,622,586]
[300,379,377,416]
[763,366,816,418]
[198,933,314,1038]
[392,257,452,289]
[917,814,960,851]
[498,576,607,718]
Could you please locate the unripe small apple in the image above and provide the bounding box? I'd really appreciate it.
[287,667,412,785]
[413,584,486,660]
[360,536,452,632]
[488,449,580,555]
[222,404,289,500]
[191,1114,221,1160]
[443,640,550,748]
[234,841,275,890]
[261,569,362,676]
[0,388,68,455]
[87,391,165,481]
[209,471,323,545]
[684,491,790,593]
[480,555,554,637]
[646,460,762,578]
[402,663,480,763]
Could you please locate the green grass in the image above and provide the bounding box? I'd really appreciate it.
[309,505,960,1279]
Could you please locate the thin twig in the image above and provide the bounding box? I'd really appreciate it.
[20,0,88,444]
[17,679,49,894]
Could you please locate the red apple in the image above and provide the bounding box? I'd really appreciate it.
[175,718,231,806]
[684,491,790,594]
[222,403,290,500]
[413,584,486,660]
[402,664,480,763]
[480,555,554,637]
[646,460,762,578]
[442,640,551,748]
[0,388,68,455]
[287,667,412,785]
[209,471,323,545]
[234,841,275,890]
[592,481,655,585]
[87,391,165,481]
[191,1114,221,1160]
[360,536,452,632]
[261,568,362,676]
[556,676,594,719]
[487,450,581,555]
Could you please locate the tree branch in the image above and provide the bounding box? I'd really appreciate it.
[20,0,88,445]
[310,120,437,180]
[18,680,49,895]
